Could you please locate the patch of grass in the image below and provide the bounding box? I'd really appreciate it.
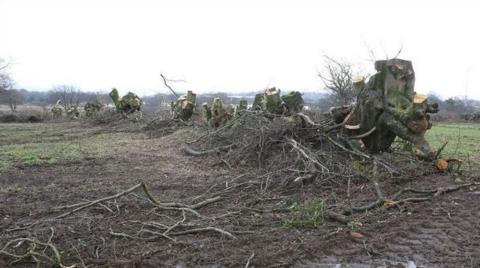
[4,147,48,166]
[0,123,70,145]
[0,122,145,171]
[282,199,325,229]
[0,160,10,170]
[0,143,73,169]
[0,127,103,171]
[426,123,480,164]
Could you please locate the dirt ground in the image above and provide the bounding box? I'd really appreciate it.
[0,122,479,268]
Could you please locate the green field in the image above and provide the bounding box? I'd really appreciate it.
[426,123,480,165]
[0,122,479,172]
[0,123,132,171]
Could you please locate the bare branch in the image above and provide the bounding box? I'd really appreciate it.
[160,73,179,98]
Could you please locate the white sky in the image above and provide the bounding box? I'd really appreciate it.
[0,0,479,99]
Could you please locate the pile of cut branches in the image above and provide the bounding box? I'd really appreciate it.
[184,110,455,216]
[187,111,381,181]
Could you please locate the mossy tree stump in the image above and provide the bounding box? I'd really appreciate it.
[351,59,439,159]
[172,90,196,121]
[262,87,285,114]
[84,100,104,117]
[109,88,142,114]
[281,91,304,115]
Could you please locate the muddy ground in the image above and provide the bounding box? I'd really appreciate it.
[0,122,479,268]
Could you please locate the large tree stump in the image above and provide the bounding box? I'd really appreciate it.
[281,91,304,115]
[172,90,196,121]
[210,97,229,128]
[262,87,285,114]
[84,100,104,117]
[233,100,248,117]
[109,88,142,114]
[252,93,264,111]
[202,102,212,123]
[51,105,63,119]
[66,107,80,120]
[350,58,439,159]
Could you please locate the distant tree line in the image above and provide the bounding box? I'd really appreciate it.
[1,57,479,119]
[0,87,114,111]
[1,86,479,117]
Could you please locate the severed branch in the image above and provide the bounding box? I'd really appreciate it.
[160,73,180,98]
[326,135,371,159]
[326,135,398,174]
[183,144,236,156]
[324,211,350,224]
[56,182,222,219]
[245,252,255,268]
[324,105,357,132]
[348,127,376,140]
[295,113,322,127]
[0,62,9,71]
[170,226,236,239]
[56,183,144,219]
[287,138,329,172]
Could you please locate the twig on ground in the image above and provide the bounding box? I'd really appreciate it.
[245,252,255,268]
[56,183,144,219]
[183,144,236,156]
[170,226,237,239]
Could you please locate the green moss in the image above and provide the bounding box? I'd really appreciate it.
[263,88,284,114]
[109,88,121,111]
[281,91,304,114]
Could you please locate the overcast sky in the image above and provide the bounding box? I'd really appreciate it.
[0,0,479,99]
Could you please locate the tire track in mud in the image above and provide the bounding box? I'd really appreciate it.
[376,192,480,267]
[296,189,480,268]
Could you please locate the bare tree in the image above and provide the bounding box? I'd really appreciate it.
[0,89,25,111]
[48,85,82,109]
[318,56,356,106]
[0,58,13,94]
[0,59,25,111]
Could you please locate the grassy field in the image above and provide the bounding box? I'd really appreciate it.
[0,123,135,171]
[426,122,480,165]
[0,122,478,172]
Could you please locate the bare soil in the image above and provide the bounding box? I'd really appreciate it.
[0,122,479,267]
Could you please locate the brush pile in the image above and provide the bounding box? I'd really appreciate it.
[184,108,458,217]
[192,110,392,173]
